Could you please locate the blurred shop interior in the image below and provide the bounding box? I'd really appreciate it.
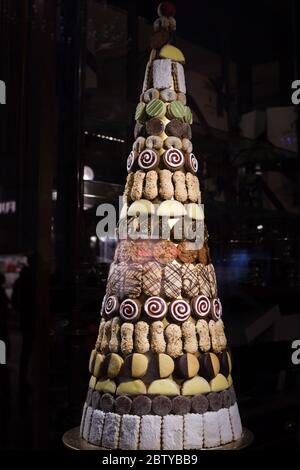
[0,0,300,449]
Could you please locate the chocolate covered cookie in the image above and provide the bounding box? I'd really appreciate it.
[132,395,152,416]
[172,396,191,415]
[100,393,114,412]
[146,117,165,136]
[191,394,209,414]
[115,395,132,415]
[152,395,172,416]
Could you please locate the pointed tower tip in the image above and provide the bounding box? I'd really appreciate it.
[157,2,177,18]
[153,2,177,37]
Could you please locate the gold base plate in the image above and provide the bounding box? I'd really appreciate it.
[63,426,254,451]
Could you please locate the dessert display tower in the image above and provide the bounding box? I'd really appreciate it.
[79,2,243,450]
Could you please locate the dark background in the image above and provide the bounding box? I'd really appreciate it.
[0,0,299,450]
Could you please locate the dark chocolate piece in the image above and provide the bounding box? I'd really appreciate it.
[91,390,101,409]
[100,393,114,412]
[165,119,185,138]
[207,392,222,411]
[115,395,132,415]
[146,118,165,136]
[220,389,231,408]
[152,395,172,416]
[191,394,209,414]
[131,395,152,416]
[172,396,191,415]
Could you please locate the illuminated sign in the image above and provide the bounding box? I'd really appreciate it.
[0,200,16,215]
[0,80,6,104]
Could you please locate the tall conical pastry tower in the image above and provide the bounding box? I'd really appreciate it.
[80,2,243,450]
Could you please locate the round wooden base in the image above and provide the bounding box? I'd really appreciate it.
[63,426,254,450]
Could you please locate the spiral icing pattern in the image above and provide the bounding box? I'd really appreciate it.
[211,298,222,320]
[192,295,210,319]
[169,299,191,323]
[119,298,141,323]
[104,295,119,318]
[138,149,159,170]
[144,296,167,320]
[163,148,184,170]
[127,151,136,172]
[186,153,199,173]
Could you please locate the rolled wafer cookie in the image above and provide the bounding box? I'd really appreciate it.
[153,59,172,90]
[183,413,203,449]
[172,62,186,94]
[101,412,121,449]
[218,408,233,445]
[119,415,141,450]
[196,319,211,352]
[89,409,105,446]
[203,411,221,448]
[139,415,162,450]
[142,62,152,92]
[163,415,183,450]
[229,403,243,440]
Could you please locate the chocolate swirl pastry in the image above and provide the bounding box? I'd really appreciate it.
[185,153,198,173]
[144,296,167,320]
[138,149,160,170]
[163,148,184,171]
[191,295,211,319]
[119,299,142,323]
[168,299,191,323]
[211,298,222,320]
[127,151,136,172]
[103,295,119,319]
